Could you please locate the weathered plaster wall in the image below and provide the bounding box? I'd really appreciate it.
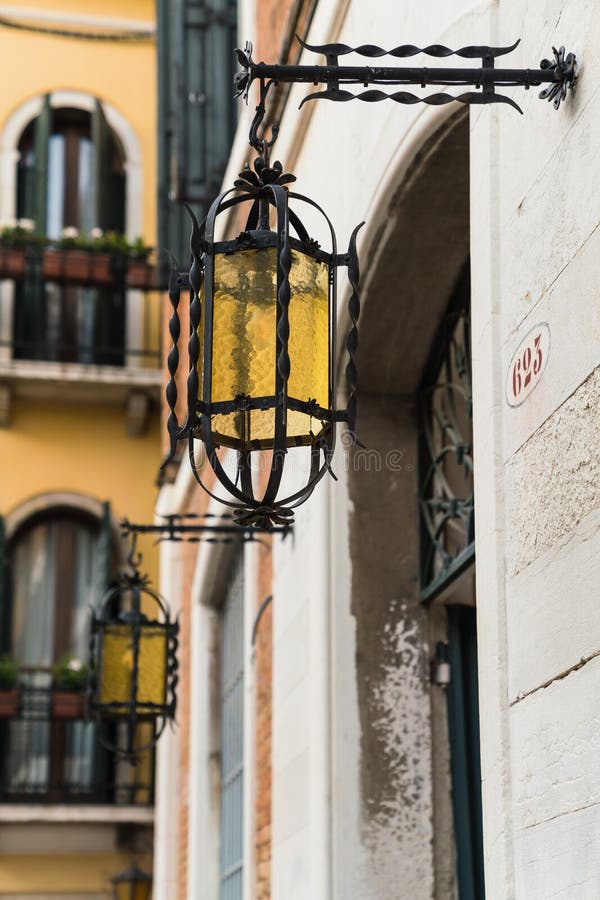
[346,396,433,900]
[470,1,600,898]
[157,1,600,898]
[268,1,486,898]
[506,367,600,578]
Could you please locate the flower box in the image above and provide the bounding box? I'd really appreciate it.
[128,258,154,289]
[51,690,86,720]
[0,246,26,279]
[0,244,156,290]
[42,249,114,286]
[0,688,19,719]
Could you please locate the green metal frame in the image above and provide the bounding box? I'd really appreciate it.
[446,605,485,900]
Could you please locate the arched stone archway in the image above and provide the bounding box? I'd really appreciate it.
[342,109,470,900]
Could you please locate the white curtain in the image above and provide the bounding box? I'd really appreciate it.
[7,517,99,795]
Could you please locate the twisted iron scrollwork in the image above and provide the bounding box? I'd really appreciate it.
[296,36,523,60]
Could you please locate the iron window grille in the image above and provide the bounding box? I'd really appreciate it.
[419,265,474,602]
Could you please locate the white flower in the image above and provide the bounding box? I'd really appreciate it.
[67,658,83,672]
[90,227,104,240]
[61,226,79,239]
[17,218,35,232]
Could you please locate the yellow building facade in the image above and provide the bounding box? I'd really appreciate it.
[0,4,160,897]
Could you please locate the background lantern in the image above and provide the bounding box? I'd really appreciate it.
[88,542,178,759]
[163,149,363,528]
[110,863,152,900]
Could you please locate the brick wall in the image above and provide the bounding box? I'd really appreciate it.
[255,537,274,899]
[177,489,207,900]
[159,4,318,898]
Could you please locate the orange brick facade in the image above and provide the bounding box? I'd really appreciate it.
[161,4,317,897]
[254,539,274,900]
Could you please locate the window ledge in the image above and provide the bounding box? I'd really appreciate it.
[0,360,162,426]
[0,804,154,824]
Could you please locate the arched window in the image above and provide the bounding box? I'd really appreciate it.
[13,98,127,365]
[10,511,105,667]
[0,503,115,802]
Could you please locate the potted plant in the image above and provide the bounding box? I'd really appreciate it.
[127,237,154,289]
[0,219,42,279]
[44,227,114,287]
[0,655,20,719]
[51,655,88,720]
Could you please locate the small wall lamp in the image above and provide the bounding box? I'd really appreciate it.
[110,863,152,900]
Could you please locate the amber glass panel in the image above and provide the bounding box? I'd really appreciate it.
[199,246,329,449]
[99,624,167,712]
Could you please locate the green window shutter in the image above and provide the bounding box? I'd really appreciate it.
[157,0,237,271]
[13,95,51,359]
[92,100,122,232]
[95,502,113,605]
[33,93,51,233]
[0,517,11,654]
[92,102,125,365]
[446,605,485,900]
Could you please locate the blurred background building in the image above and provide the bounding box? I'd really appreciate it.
[0,2,599,900]
[154,2,600,900]
[0,2,160,897]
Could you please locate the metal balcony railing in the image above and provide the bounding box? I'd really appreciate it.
[0,674,154,806]
[0,239,162,369]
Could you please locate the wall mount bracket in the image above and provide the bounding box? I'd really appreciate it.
[121,514,291,545]
[234,38,577,115]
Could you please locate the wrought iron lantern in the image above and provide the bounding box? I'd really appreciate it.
[163,37,577,527]
[163,78,362,528]
[88,540,178,758]
[110,864,152,900]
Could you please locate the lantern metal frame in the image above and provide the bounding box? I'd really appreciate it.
[110,863,152,900]
[163,77,363,528]
[87,540,179,760]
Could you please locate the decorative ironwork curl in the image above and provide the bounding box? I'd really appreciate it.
[539,45,577,109]
[164,257,182,465]
[298,87,523,113]
[296,36,521,60]
[345,221,364,437]
[186,204,203,434]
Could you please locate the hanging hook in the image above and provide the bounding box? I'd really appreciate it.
[248,77,279,160]
[127,532,143,571]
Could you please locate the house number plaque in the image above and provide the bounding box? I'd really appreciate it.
[506,323,550,407]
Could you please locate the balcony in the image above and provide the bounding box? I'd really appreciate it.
[0,237,163,425]
[0,672,154,807]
